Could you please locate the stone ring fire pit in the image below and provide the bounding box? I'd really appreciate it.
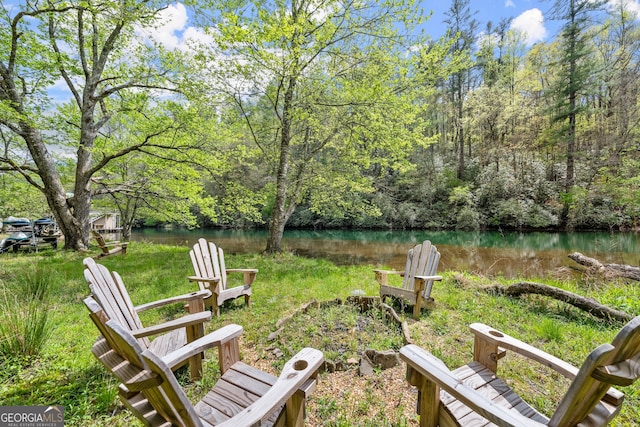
[266,296,411,375]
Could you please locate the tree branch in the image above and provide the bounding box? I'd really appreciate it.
[489,281,633,323]
[49,15,82,107]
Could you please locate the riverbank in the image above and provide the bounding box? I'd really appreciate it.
[1,242,638,425]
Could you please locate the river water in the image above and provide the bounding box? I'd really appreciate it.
[130,228,640,279]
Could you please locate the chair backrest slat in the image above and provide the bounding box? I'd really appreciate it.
[189,240,208,293]
[190,238,227,291]
[83,257,149,347]
[217,245,227,290]
[142,347,202,427]
[402,241,440,296]
[103,319,185,425]
[402,244,420,289]
[422,249,441,298]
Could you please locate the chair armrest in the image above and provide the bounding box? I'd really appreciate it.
[470,323,578,378]
[400,344,546,427]
[469,323,625,404]
[373,269,403,275]
[226,269,258,285]
[414,275,443,281]
[134,289,212,312]
[216,347,324,427]
[188,275,220,284]
[374,269,403,285]
[132,311,211,338]
[160,324,244,368]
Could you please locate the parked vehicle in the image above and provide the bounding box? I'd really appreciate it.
[0,217,61,253]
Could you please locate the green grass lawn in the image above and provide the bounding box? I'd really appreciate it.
[1,241,639,426]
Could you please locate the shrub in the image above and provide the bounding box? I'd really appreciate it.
[455,206,481,230]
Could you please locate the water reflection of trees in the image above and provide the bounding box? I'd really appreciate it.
[131,228,640,278]
[282,229,640,255]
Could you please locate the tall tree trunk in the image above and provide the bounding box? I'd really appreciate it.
[265,76,297,253]
[565,8,577,193]
[457,98,465,179]
[21,115,88,250]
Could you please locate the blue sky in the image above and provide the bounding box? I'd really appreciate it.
[423,0,557,45]
[137,1,554,52]
[135,1,640,52]
[422,0,640,46]
[137,0,639,53]
[15,0,640,104]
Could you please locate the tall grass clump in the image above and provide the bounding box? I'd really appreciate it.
[0,264,55,360]
[534,317,564,342]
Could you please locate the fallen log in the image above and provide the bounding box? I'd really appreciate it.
[491,281,632,323]
[568,252,640,281]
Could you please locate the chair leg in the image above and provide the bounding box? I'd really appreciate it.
[412,297,422,320]
[218,336,240,374]
[245,294,251,307]
[186,323,204,380]
[406,366,439,427]
[285,390,305,427]
[186,297,205,314]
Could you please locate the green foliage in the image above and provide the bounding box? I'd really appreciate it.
[0,174,48,219]
[192,0,440,247]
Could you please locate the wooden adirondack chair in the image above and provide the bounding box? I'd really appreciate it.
[92,230,128,257]
[85,295,177,426]
[375,240,443,319]
[96,314,324,427]
[189,238,258,316]
[85,295,244,426]
[400,317,640,427]
[83,257,212,380]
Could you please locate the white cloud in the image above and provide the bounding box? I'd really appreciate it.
[510,8,547,46]
[505,0,516,7]
[605,0,640,16]
[135,3,213,52]
[145,3,188,50]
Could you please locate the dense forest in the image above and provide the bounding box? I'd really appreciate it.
[1,0,639,252]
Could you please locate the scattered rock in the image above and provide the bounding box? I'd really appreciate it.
[370,349,400,370]
[359,354,375,376]
[267,330,280,341]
